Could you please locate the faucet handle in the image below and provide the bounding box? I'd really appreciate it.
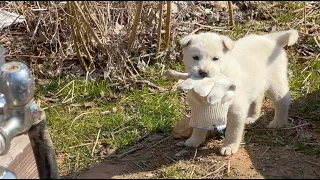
[0,62,35,108]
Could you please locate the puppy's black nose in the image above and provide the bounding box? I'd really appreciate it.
[199,70,208,77]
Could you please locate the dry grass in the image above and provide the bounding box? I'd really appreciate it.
[1,1,317,83]
[0,1,236,82]
[1,1,166,81]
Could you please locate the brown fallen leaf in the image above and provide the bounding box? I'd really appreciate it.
[84,101,95,108]
[173,115,193,139]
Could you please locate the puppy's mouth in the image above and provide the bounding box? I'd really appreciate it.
[190,68,203,78]
[190,67,218,78]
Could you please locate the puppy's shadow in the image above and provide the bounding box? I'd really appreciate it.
[243,89,320,179]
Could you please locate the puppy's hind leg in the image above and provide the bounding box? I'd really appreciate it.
[267,75,291,128]
[246,93,265,125]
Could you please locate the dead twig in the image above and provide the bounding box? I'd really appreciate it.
[192,148,198,161]
[156,1,164,55]
[164,1,172,48]
[73,2,107,54]
[304,143,320,146]
[91,129,101,157]
[133,161,145,171]
[246,123,311,131]
[227,1,235,27]
[313,36,320,48]
[258,146,270,160]
[128,1,144,51]
[303,2,307,34]
[67,2,88,71]
[200,162,227,179]
[117,144,145,159]
[72,2,95,71]
[70,112,95,128]
[190,27,204,35]
[189,165,196,178]
[282,123,311,130]
[5,55,63,59]
[161,153,176,162]
[135,133,150,143]
[146,134,174,150]
[304,159,320,167]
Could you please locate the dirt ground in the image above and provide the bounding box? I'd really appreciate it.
[77,135,320,179]
[77,96,320,179]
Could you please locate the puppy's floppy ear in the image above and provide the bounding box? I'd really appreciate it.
[179,34,194,47]
[221,35,235,51]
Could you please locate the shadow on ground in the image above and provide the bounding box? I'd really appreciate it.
[73,89,320,179]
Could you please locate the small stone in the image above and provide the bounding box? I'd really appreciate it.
[299,131,313,140]
[175,149,188,157]
[176,141,186,147]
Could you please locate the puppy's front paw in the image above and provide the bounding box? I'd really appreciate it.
[184,136,205,147]
[219,144,239,156]
[268,120,287,128]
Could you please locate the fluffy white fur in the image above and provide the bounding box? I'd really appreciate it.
[179,29,299,156]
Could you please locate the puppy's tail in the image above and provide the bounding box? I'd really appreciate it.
[264,29,299,47]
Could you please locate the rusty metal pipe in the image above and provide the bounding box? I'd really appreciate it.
[28,118,60,179]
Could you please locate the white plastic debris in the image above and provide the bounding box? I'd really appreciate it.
[0,10,26,30]
[205,8,213,15]
[137,60,147,71]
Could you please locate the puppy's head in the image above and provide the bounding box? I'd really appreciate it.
[180,32,234,78]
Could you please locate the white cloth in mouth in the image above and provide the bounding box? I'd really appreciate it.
[178,73,235,135]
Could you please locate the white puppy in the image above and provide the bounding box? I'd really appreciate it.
[179,30,299,156]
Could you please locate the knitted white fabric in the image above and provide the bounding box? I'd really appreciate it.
[189,103,229,129]
[186,90,230,130]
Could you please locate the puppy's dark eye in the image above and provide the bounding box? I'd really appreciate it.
[193,56,199,60]
[212,57,219,61]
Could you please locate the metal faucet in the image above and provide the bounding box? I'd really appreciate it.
[0,61,38,156]
[0,61,60,179]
